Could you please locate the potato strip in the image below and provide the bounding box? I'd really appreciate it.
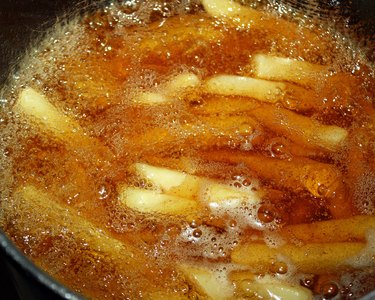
[201,150,342,198]
[14,88,85,141]
[204,75,285,103]
[179,264,234,299]
[237,280,313,300]
[231,242,366,274]
[13,87,112,162]
[133,162,260,208]
[201,0,322,46]
[11,185,189,298]
[135,73,200,104]
[119,187,200,216]
[249,104,348,151]
[135,115,258,152]
[252,54,329,86]
[281,215,375,243]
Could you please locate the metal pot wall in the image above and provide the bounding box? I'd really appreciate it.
[0,0,374,299]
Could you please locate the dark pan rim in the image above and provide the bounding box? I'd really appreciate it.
[0,229,84,300]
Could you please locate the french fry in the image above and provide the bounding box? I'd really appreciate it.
[179,264,233,299]
[201,0,264,27]
[14,88,85,142]
[202,75,328,113]
[135,73,200,105]
[189,95,260,115]
[252,54,329,86]
[196,82,325,115]
[11,185,189,298]
[139,14,224,54]
[229,271,313,300]
[281,215,375,243]
[200,0,323,48]
[204,75,285,103]
[13,87,112,162]
[231,242,366,274]
[228,270,257,283]
[134,163,260,208]
[248,104,348,151]
[236,279,313,300]
[135,115,258,152]
[134,163,201,199]
[200,149,352,218]
[200,150,342,198]
[119,187,200,216]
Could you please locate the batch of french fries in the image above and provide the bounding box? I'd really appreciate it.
[2,0,375,299]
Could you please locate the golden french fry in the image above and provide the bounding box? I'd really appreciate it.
[204,75,285,103]
[248,104,348,151]
[10,185,189,298]
[281,215,375,243]
[119,187,200,216]
[189,95,260,115]
[201,150,342,199]
[252,54,329,86]
[202,149,351,218]
[231,242,366,274]
[139,14,224,53]
[136,115,258,152]
[179,264,233,300]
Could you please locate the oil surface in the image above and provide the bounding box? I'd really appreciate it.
[0,0,374,299]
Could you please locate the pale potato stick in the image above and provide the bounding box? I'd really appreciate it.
[179,264,234,299]
[202,181,260,209]
[135,73,200,105]
[14,87,113,163]
[249,104,348,151]
[119,187,200,216]
[236,280,313,300]
[200,150,343,199]
[252,54,329,86]
[136,92,168,105]
[281,215,375,244]
[134,163,202,199]
[12,185,188,298]
[231,242,366,274]
[134,163,260,208]
[14,88,85,142]
[204,75,285,103]
[201,0,322,46]
[201,0,263,26]
[163,73,201,96]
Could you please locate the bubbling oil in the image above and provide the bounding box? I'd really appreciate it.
[1,0,375,299]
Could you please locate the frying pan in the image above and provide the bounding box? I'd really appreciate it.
[0,0,374,299]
